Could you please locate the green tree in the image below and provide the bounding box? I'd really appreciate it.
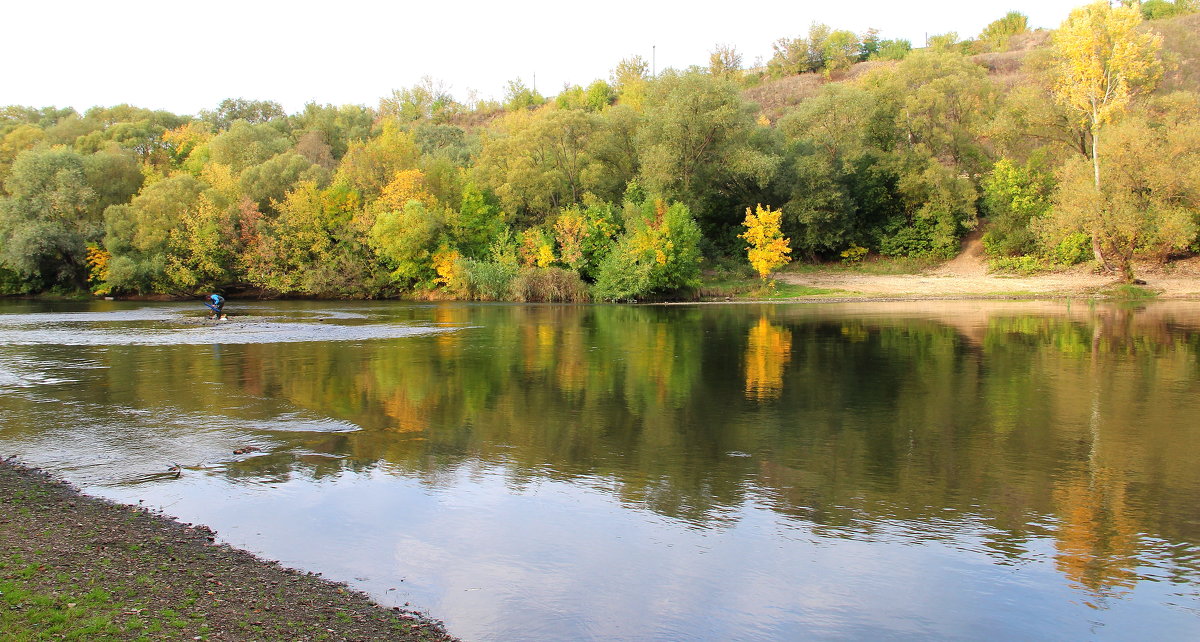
[636,71,779,238]
[380,77,458,122]
[0,124,46,190]
[864,51,998,176]
[369,200,450,287]
[822,30,863,76]
[980,157,1054,257]
[102,175,206,293]
[289,102,375,160]
[239,151,331,211]
[585,104,641,203]
[474,106,600,223]
[777,83,894,257]
[1140,0,1199,20]
[201,98,286,130]
[207,120,291,174]
[503,78,545,111]
[83,145,144,217]
[0,147,97,289]
[455,183,507,260]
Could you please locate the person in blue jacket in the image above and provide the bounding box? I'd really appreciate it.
[204,293,226,319]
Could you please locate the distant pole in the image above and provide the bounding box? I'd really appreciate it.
[533,72,537,93]
[652,45,656,77]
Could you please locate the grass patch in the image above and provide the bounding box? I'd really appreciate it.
[0,574,132,641]
[783,255,938,275]
[1101,283,1160,299]
[699,274,840,299]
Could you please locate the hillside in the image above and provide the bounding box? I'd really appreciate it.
[744,13,1199,119]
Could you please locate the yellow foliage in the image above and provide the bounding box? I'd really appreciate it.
[840,244,867,263]
[85,245,111,292]
[537,243,556,268]
[200,163,239,202]
[378,169,435,211]
[1052,3,1162,130]
[432,246,467,293]
[553,211,586,268]
[739,204,792,280]
[161,121,212,160]
[744,316,793,401]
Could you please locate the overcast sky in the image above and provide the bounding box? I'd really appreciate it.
[4,0,1090,116]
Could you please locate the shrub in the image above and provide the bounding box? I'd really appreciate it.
[840,244,867,263]
[511,267,590,303]
[592,198,702,300]
[462,259,517,301]
[988,255,1046,274]
[1051,232,1091,266]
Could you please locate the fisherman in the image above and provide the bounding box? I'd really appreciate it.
[204,293,226,319]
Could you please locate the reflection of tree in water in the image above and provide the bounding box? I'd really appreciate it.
[1052,466,1139,600]
[151,302,1200,598]
[744,315,792,401]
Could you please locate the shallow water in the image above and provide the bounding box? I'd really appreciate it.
[2,299,1199,640]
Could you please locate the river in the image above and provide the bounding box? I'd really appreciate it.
[1,298,1198,640]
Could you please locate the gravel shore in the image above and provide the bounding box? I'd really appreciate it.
[0,458,455,641]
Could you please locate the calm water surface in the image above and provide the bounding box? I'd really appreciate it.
[1,299,1199,640]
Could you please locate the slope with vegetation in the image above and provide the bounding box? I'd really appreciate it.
[2,1,1199,301]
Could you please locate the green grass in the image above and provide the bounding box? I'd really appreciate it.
[1101,283,1160,300]
[782,255,938,275]
[699,273,841,300]
[0,554,204,641]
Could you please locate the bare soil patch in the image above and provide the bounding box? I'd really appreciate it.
[777,236,1200,300]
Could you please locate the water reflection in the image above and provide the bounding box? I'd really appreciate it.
[744,315,792,401]
[2,300,1200,639]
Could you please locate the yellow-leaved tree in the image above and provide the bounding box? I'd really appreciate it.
[739,204,791,282]
[1051,1,1163,268]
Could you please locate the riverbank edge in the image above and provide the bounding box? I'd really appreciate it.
[0,457,456,641]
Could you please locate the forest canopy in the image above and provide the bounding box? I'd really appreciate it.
[3,1,1200,299]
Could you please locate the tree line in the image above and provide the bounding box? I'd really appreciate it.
[2,0,1198,300]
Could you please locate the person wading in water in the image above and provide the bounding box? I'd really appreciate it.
[204,293,226,320]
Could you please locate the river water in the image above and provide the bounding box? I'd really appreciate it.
[1,299,1198,640]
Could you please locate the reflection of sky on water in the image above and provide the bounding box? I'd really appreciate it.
[78,467,1196,641]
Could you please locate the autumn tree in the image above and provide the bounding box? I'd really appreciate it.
[1036,98,1200,279]
[610,56,651,109]
[979,11,1030,52]
[740,204,792,281]
[593,197,702,300]
[1051,1,1163,268]
[709,45,743,79]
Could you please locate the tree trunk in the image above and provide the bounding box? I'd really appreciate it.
[1090,124,1108,268]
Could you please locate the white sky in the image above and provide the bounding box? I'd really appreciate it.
[3,0,1089,116]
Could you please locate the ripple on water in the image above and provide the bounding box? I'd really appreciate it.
[0,318,450,346]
